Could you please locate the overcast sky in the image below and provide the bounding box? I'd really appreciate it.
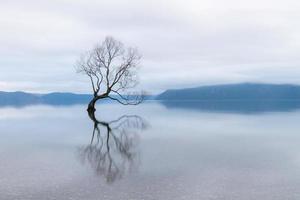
[1,0,300,94]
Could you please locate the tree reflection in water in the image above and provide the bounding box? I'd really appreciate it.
[78,112,148,184]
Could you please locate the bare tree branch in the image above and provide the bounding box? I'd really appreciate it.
[108,91,145,105]
[75,36,144,111]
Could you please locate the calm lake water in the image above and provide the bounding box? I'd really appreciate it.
[1,101,300,200]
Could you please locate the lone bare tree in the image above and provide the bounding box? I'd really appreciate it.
[76,36,144,112]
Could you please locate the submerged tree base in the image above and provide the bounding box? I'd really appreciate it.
[87,96,100,113]
[87,105,96,113]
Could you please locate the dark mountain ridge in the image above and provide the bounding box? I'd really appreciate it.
[2,83,300,108]
[156,83,300,100]
[0,91,153,107]
[0,91,92,107]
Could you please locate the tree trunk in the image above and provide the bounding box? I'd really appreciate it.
[87,97,98,113]
[87,95,107,113]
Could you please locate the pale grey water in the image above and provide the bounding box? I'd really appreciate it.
[1,102,300,199]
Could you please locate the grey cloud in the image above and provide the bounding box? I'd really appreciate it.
[1,0,300,93]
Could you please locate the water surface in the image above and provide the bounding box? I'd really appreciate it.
[1,102,300,199]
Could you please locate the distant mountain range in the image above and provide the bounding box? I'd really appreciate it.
[0,91,153,107]
[2,83,300,108]
[0,91,92,107]
[156,83,300,100]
